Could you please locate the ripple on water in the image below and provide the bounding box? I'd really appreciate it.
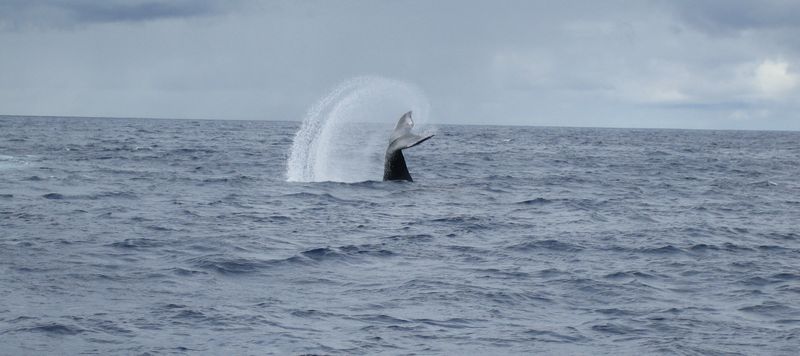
[301,245,396,261]
[508,239,584,252]
[18,323,85,336]
[187,255,304,274]
[739,302,797,319]
[514,197,553,205]
[108,238,166,249]
[523,328,588,343]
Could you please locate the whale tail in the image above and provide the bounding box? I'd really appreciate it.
[383,111,433,181]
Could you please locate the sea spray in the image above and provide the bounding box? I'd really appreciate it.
[286,76,431,182]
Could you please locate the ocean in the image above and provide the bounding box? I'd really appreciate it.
[1,115,798,355]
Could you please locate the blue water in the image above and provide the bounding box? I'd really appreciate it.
[1,116,799,355]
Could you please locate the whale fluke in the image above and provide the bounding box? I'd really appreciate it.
[383,111,433,181]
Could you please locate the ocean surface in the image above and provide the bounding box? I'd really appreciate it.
[1,115,799,355]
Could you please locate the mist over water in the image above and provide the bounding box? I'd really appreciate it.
[286,76,432,183]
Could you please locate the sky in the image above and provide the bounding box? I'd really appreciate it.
[1,0,799,130]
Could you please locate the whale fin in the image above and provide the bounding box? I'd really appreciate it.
[387,132,434,153]
[390,111,414,141]
[383,111,433,181]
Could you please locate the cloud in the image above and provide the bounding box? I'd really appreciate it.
[1,0,799,130]
[667,0,800,34]
[753,59,798,98]
[620,58,800,109]
[0,0,241,30]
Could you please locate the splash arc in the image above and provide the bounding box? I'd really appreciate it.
[286,76,431,183]
[383,111,434,181]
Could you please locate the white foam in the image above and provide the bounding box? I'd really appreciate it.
[286,76,431,182]
[0,154,24,170]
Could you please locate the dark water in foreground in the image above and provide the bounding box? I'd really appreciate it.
[1,116,799,355]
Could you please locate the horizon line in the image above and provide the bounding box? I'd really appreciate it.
[1,113,797,133]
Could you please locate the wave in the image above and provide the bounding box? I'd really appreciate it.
[188,244,396,274]
[515,197,553,205]
[41,191,139,200]
[108,238,167,249]
[508,239,584,252]
[187,255,304,274]
[13,323,85,336]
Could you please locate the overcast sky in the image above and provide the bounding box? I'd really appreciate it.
[1,0,799,130]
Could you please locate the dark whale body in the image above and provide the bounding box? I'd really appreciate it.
[383,111,433,181]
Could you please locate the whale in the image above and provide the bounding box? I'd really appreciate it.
[383,111,434,181]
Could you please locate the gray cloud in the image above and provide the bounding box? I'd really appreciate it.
[0,0,798,130]
[664,0,800,65]
[667,0,800,34]
[0,0,238,30]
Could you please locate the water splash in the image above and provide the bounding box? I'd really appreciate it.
[286,76,431,182]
